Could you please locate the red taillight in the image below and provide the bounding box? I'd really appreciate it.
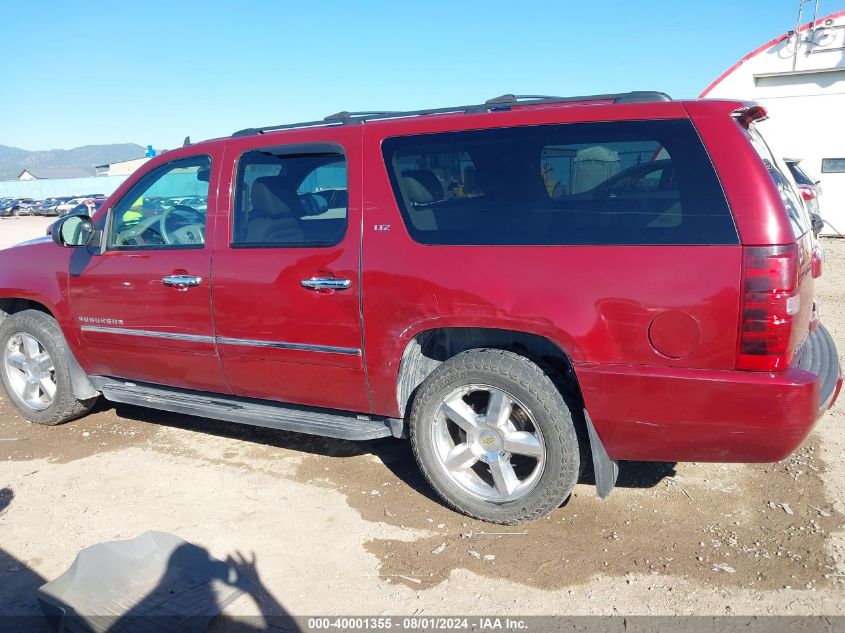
[799,185,816,202]
[738,245,800,371]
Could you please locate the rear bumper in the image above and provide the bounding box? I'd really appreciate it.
[577,324,842,463]
[793,323,841,411]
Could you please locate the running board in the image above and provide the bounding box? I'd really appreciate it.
[90,377,402,441]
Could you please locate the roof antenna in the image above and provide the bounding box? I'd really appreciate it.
[183,136,191,147]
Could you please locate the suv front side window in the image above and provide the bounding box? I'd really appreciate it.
[109,156,211,250]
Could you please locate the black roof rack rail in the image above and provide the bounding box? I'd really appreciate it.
[485,94,565,104]
[485,91,672,106]
[232,91,672,137]
[232,118,347,137]
[324,110,398,121]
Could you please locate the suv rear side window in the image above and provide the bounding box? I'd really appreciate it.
[232,148,347,247]
[382,120,736,245]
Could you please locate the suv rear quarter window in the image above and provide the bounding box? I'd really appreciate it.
[382,119,737,246]
[747,127,810,239]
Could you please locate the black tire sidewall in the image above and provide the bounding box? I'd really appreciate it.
[410,349,580,524]
[0,311,80,425]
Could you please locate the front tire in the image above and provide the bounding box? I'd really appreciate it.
[410,349,581,524]
[0,310,96,425]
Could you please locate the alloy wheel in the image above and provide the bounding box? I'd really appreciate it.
[432,384,546,503]
[4,332,56,411]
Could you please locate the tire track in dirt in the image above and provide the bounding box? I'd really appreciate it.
[0,398,159,464]
[296,435,844,592]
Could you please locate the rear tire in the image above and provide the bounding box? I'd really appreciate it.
[410,349,581,524]
[0,310,96,425]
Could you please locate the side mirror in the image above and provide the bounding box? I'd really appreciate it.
[52,214,94,248]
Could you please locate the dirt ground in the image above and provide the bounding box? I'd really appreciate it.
[1,216,844,623]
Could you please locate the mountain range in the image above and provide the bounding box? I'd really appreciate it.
[0,143,147,181]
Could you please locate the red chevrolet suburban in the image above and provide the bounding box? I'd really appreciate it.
[0,92,840,524]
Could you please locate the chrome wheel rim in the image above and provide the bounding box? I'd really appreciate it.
[432,384,546,503]
[4,332,56,411]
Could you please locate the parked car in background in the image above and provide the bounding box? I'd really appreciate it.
[0,198,36,217]
[34,197,73,216]
[64,198,106,217]
[785,158,822,214]
[57,199,82,217]
[30,199,60,216]
[1,198,17,216]
[176,195,208,210]
[24,200,38,215]
[785,158,825,236]
[55,198,84,215]
[28,200,47,216]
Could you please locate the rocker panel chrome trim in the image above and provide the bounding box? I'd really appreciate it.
[80,326,214,344]
[215,336,361,356]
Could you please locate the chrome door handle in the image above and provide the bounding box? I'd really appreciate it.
[301,277,351,291]
[162,275,203,289]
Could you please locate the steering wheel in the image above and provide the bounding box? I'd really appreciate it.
[114,213,165,245]
[160,204,205,245]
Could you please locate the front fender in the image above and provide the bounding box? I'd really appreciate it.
[0,240,68,322]
[0,240,91,373]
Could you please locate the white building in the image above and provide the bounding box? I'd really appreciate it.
[18,167,93,180]
[702,9,845,236]
[94,157,150,177]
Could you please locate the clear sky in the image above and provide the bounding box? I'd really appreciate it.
[0,0,839,151]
